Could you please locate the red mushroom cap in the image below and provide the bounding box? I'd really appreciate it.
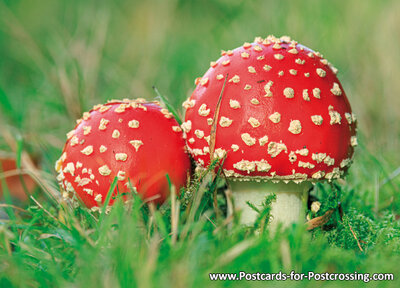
[56,99,191,211]
[184,35,357,183]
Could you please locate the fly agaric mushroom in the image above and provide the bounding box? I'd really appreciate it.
[0,153,37,201]
[55,99,191,212]
[183,35,357,226]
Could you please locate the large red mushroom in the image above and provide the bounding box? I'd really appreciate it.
[183,35,357,226]
[55,99,191,212]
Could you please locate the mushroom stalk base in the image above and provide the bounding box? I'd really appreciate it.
[230,181,311,228]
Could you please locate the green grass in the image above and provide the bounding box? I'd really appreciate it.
[0,0,400,287]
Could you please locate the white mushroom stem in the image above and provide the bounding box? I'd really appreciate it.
[230,181,311,229]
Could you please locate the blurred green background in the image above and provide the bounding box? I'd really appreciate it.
[0,0,399,207]
[1,0,400,153]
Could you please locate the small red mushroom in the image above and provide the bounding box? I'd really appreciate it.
[184,35,357,226]
[0,154,36,201]
[55,99,191,212]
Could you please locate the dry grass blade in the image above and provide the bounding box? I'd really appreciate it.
[348,221,364,252]
[30,196,58,223]
[306,209,335,230]
[1,129,60,204]
[209,74,228,163]
[0,203,29,214]
[213,214,234,235]
[170,185,180,245]
[211,239,256,269]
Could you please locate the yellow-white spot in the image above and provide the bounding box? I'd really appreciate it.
[284,87,294,98]
[289,69,297,75]
[182,99,196,109]
[241,52,250,59]
[128,120,139,128]
[219,117,233,127]
[117,171,126,181]
[243,42,252,49]
[112,130,120,139]
[67,130,75,139]
[248,117,260,128]
[340,158,351,168]
[172,126,182,132]
[248,66,256,73]
[303,89,310,101]
[229,75,240,83]
[313,88,321,99]
[231,144,239,152]
[328,106,341,125]
[181,120,192,133]
[312,153,326,163]
[311,115,323,125]
[295,148,309,156]
[83,188,93,196]
[259,136,269,146]
[99,145,107,153]
[316,68,326,77]
[255,160,271,172]
[324,156,335,166]
[244,84,252,90]
[269,112,281,123]
[273,43,282,49]
[274,54,284,60]
[264,81,273,97]
[83,126,91,135]
[288,120,302,134]
[331,83,342,96]
[63,162,75,176]
[250,98,259,105]
[298,161,315,169]
[216,74,224,80]
[81,145,93,156]
[345,113,352,124]
[99,118,110,130]
[82,112,91,120]
[198,104,211,116]
[115,153,128,161]
[130,140,144,152]
[99,105,111,113]
[229,99,241,109]
[213,148,226,159]
[312,171,325,179]
[98,165,111,176]
[263,64,272,71]
[253,45,262,52]
[233,160,256,173]
[288,152,297,163]
[200,77,209,86]
[351,136,358,147]
[194,129,205,139]
[241,133,256,146]
[114,103,128,113]
[268,142,287,157]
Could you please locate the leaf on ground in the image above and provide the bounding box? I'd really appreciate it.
[306,209,335,230]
